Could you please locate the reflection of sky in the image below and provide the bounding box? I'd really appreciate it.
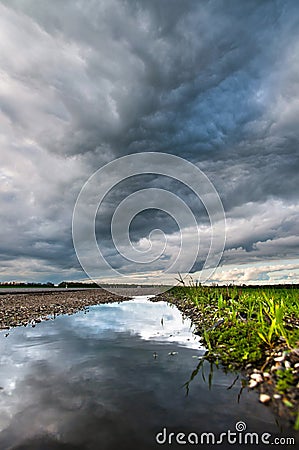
[71,296,204,349]
[0,297,291,449]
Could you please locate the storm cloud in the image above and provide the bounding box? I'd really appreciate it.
[0,0,298,284]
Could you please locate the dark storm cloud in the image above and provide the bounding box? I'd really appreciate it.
[0,0,298,281]
[1,0,295,160]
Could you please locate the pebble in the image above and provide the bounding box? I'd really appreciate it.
[271,364,284,373]
[259,394,271,404]
[274,356,284,362]
[250,373,263,383]
[263,372,270,379]
[284,361,291,369]
[273,394,281,399]
[248,379,258,389]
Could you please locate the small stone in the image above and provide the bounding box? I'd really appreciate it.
[248,379,258,389]
[259,394,271,404]
[284,361,291,369]
[271,364,284,373]
[273,394,281,399]
[250,373,263,383]
[294,363,299,369]
[274,356,284,362]
[263,372,271,379]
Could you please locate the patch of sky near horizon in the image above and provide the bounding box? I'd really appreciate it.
[208,259,299,285]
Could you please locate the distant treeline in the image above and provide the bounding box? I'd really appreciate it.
[0,281,169,288]
[177,283,299,290]
[219,283,299,289]
[0,282,56,288]
[0,281,298,289]
[57,281,165,288]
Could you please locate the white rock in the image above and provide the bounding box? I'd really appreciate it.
[274,356,284,362]
[263,372,271,379]
[248,379,258,389]
[259,394,271,404]
[284,361,291,369]
[273,394,281,399]
[250,373,263,383]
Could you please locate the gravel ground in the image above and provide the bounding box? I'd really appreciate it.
[0,289,133,329]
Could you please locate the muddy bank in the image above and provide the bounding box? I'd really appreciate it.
[0,289,132,330]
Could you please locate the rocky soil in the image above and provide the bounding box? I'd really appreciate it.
[0,289,131,329]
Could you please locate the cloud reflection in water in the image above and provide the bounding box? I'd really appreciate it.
[0,297,280,449]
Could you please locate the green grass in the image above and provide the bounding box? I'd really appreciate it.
[169,284,299,368]
[276,369,295,393]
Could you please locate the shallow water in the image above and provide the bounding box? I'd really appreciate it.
[0,297,296,449]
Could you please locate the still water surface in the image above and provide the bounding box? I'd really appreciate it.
[0,297,293,449]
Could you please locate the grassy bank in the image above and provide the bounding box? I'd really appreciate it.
[153,284,299,429]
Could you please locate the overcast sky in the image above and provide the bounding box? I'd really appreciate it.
[0,0,298,285]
